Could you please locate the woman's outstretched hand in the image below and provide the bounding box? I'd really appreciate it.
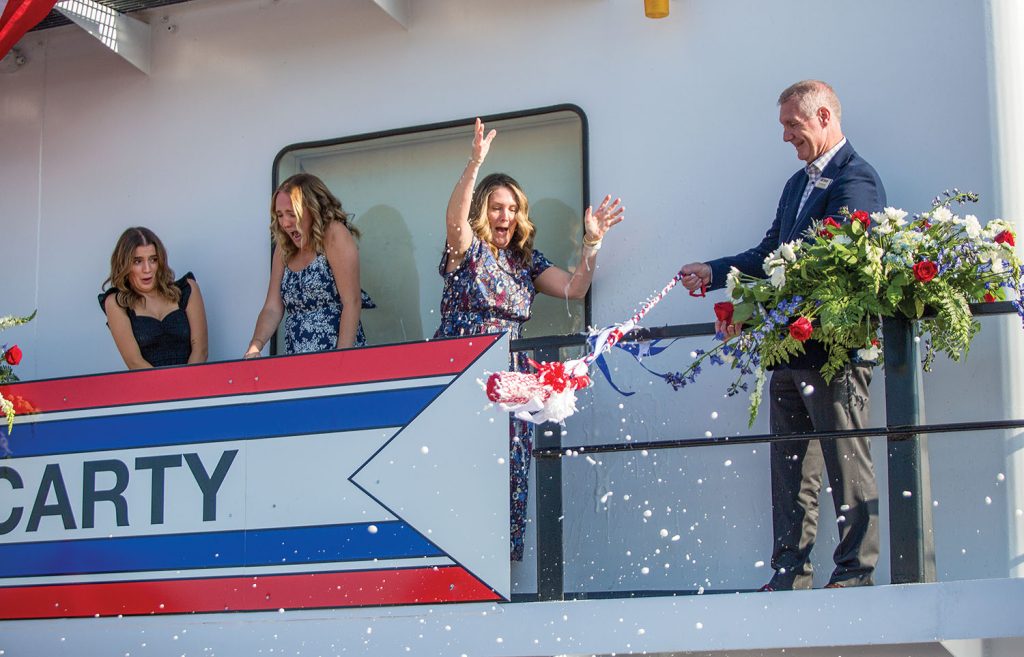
[470,117,497,165]
[583,195,625,243]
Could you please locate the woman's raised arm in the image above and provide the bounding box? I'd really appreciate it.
[534,195,624,300]
[443,118,496,273]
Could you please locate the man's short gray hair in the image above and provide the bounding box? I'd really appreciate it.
[778,80,842,122]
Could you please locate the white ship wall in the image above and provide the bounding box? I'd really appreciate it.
[2,0,1023,653]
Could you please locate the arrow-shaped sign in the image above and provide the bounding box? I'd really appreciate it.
[0,335,510,619]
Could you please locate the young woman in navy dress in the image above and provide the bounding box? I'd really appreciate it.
[245,173,371,358]
[100,227,208,369]
[435,118,624,560]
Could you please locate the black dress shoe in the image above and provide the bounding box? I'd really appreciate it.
[757,583,776,592]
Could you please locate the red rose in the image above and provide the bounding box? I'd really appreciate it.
[714,302,734,324]
[851,210,871,228]
[984,292,997,303]
[913,260,938,283]
[995,230,1016,247]
[818,217,842,238]
[789,317,813,342]
[4,344,22,366]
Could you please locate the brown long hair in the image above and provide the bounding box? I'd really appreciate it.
[470,173,536,263]
[270,173,359,261]
[103,227,180,310]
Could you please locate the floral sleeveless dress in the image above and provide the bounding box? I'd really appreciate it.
[434,236,552,561]
[281,253,373,354]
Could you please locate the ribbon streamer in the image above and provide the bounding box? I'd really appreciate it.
[485,271,688,424]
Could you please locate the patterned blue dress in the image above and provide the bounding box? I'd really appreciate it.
[281,253,373,354]
[434,236,553,561]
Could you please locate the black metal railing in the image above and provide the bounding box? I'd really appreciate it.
[510,301,1024,601]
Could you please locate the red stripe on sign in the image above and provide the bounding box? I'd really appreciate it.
[0,566,501,620]
[0,335,500,415]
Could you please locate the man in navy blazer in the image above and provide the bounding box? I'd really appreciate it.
[680,80,885,590]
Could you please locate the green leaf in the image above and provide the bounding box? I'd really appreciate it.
[732,302,755,324]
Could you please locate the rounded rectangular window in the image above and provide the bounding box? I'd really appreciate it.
[273,106,589,350]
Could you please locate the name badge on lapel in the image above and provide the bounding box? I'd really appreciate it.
[815,177,833,190]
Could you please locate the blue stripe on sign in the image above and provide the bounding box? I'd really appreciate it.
[9,387,444,458]
[0,522,441,578]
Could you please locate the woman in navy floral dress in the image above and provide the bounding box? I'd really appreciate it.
[436,118,624,560]
[245,173,370,357]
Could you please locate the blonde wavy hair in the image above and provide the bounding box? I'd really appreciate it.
[270,173,359,261]
[103,227,180,310]
[470,173,536,263]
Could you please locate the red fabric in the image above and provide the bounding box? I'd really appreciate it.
[0,0,58,61]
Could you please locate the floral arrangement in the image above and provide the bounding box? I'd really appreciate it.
[1,310,35,434]
[667,191,1023,425]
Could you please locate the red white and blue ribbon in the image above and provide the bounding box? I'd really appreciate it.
[485,271,688,424]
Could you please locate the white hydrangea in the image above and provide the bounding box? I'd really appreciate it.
[892,230,924,252]
[982,219,1014,243]
[857,344,880,361]
[833,234,852,245]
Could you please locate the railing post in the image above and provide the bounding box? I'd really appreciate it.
[882,315,937,583]
[532,345,564,601]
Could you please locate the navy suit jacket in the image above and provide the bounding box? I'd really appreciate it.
[706,140,886,368]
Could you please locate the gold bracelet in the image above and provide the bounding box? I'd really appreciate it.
[582,234,602,247]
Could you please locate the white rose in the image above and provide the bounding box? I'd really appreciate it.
[762,255,783,276]
[769,266,786,289]
[780,241,797,263]
[931,206,953,223]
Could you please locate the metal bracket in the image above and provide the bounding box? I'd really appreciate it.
[371,0,410,29]
[55,0,151,75]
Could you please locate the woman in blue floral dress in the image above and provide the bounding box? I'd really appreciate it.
[245,173,371,357]
[436,118,624,560]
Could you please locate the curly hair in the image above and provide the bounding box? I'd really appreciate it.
[469,173,536,264]
[270,173,359,261]
[103,227,180,310]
